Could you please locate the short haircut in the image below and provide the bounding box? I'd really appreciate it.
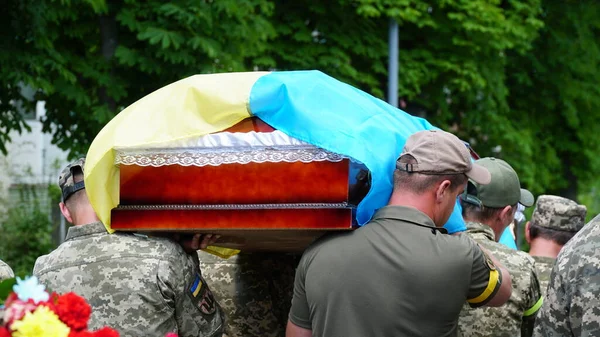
[528,222,577,246]
[461,200,517,222]
[64,170,87,213]
[393,155,468,193]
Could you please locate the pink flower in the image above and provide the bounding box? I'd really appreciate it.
[165,333,178,337]
[3,299,38,327]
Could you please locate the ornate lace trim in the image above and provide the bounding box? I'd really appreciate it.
[115,203,351,210]
[115,147,348,167]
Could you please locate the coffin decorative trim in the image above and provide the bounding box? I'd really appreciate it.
[114,202,350,210]
[115,146,348,167]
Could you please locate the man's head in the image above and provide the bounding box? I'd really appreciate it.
[526,195,586,248]
[58,158,99,225]
[460,157,534,240]
[391,130,491,227]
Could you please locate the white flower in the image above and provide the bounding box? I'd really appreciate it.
[13,276,49,303]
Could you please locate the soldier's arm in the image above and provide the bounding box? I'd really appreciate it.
[467,244,512,308]
[521,268,543,337]
[159,251,224,337]
[287,252,312,337]
[287,321,312,337]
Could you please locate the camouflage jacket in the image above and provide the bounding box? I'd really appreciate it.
[33,222,223,337]
[0,259,14,281]
[531,256,555,298]
[533,216,600,336]
[458,222,542,337]
[198,251,299,337]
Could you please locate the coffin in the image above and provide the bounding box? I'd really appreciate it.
[110,117,370,252]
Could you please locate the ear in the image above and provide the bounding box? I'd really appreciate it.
[59,202,74,224]
[524,221,531,244]
[435,180,452,203]
[499,205,514,225]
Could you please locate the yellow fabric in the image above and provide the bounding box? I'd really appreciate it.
[85,72,268,258]
[523,296,544,317]
[467,269,500,304]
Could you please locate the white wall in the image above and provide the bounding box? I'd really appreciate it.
[0,101,70,200]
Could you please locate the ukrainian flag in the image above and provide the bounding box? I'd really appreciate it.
[85,71,467,254]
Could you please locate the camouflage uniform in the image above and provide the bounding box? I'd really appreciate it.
[531,256,554,297]
[34,221,224,337]
[528,195,587,299]
[0,259,14,281]
[458,222,542,337]
[199,251,299,337]
[533,215,600,336]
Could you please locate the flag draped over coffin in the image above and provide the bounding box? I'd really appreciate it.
[85,70,467,248]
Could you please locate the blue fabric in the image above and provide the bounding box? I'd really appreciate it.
[499,227,518,249]
[445,199,467,234]
[249,70,465,229]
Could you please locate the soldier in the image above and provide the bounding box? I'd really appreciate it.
[199,251,299,337]
[458,157,542,337]
[0,259,14,281]
[33,158,224,337]
[288,130,512,337]
[533,215,599,336]
[525,195,586,296]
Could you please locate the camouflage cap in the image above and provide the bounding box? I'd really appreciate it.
[531,195,587,232]
[58,158,86,202]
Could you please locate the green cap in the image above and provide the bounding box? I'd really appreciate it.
[465,157,534,208]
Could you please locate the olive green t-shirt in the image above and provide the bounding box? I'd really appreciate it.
[289,206,501,337]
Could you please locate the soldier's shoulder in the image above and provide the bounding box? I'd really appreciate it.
[0,260,14,280]
[512,249,537,267]
[479,240,535,270]
[560,216,600,258]
[108,232,187,258]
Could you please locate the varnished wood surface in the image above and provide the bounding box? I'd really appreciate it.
[111,208,353,230]
[119,160,350,205]
[222,117,275,133]
[111,208,354,252]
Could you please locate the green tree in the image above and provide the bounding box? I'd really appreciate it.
[1,0,275,157]
[8,0,599,213]
[505,0,600,206]
[0,186,55,276]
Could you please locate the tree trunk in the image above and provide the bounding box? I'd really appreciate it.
[98,13,118,111]
[556,154,579,201]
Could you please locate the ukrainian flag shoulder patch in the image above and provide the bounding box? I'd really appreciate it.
[190,273,203,297]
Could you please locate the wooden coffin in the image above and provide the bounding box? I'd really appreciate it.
[111,118,370,252]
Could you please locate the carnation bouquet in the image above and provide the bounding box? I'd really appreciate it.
[0,276,180,337]
[0,276,119,337]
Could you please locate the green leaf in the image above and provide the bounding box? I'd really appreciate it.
[0,278,16,305]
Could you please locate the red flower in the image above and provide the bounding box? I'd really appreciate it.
[69,331,93,337]
[55,292,92,331]
[165,333,178,337]
[3,299,37,327]
[48,291,61,304]
[0,327,11,337]
[90,327,120,337]
[69,327,120,337]
[4,293,18,307]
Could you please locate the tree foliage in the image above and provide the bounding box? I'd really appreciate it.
[2,0,600,214]
[505,1,600,202]
[0,187,55,276]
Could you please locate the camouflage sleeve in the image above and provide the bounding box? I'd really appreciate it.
[466,243,502,308]
[521,268,542,337]
[535,254,600,336]
[0,260,15,281]
[533,260,569,336]
[288,252,311,329]
[158,251,224,337]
